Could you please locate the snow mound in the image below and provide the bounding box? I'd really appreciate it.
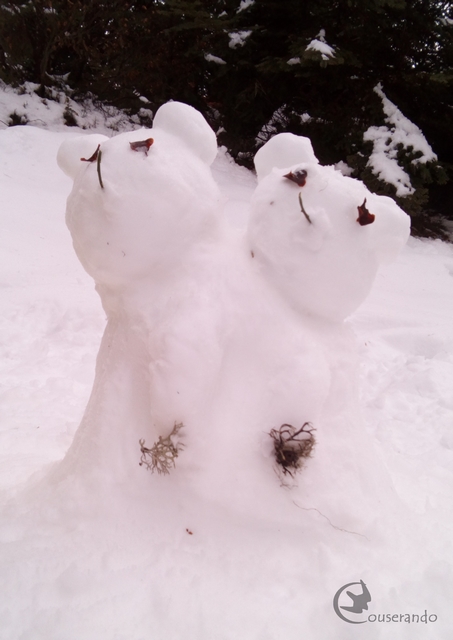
[254,132,318,181]
[152,100,218,165]
[57,133,109,179]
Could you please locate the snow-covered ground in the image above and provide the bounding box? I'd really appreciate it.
[0,87,453,639]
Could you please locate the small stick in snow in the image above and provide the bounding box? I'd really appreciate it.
[298,193,312,224]
[283,170,311,223]
[357,198,375,226]
[80,144,104,189]
[97,149,104,189]
[129,138,154,155]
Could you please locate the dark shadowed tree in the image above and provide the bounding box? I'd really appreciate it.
[1,0,452,233]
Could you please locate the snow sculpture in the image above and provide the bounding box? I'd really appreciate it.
[239,133,411,514]
[248,133,411,321]
[56,102,225,482]
[56,108,410,523]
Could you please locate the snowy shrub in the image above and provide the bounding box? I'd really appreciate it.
[269,423,316,480]
[139,423,184,475]
[63,98,78,127]
[8,110,28,126]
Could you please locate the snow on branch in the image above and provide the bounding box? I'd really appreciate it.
[363,84,437,197]
[204,53,227,65]
[256,106,289,146]
[237,0,255,12]
[228,31,252,49]
[305,29,336,60]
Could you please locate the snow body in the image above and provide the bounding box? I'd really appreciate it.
[241,132,411,522]
[55,102,231,483]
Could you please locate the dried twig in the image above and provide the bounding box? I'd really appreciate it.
[269,422,316,478]
[80,143,104,189]
[97,149,104,189]
[139,422,184,475]
[298,192,312,224]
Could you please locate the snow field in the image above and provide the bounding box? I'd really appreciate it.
[0,104,452,639]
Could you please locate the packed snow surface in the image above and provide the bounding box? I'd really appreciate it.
[0,97,452,640]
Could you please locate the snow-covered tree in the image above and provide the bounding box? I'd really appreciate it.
[205,0,452,234]
[1,0,452,234]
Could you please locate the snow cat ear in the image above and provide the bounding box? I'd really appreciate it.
[254,132,319,182]
[152,101,218,166]
[57,134,109,179]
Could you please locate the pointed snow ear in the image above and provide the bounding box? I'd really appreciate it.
[254,132,319,182]
[152,101,218,165]
[57,134,109,179]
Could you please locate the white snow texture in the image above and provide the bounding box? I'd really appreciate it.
[1,92,452,640]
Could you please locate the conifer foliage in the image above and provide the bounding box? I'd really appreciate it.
[0,0,452,233]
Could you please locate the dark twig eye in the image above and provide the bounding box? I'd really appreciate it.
[129,138,154,155]
[284,169,307,187]
[80,144,103,189]
[357,198,375,226]
[80,144,100,163]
